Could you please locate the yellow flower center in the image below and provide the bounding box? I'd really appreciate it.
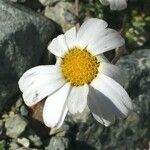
[61,47,100,86]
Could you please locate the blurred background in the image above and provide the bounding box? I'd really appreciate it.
[0,0,149,150]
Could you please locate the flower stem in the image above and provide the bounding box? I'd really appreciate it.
[75,0,80,30]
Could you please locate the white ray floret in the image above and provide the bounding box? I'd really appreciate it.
[18,18,133,128]
[100,0,127,10]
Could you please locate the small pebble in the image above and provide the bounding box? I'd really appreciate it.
[17,137,30,148]
[5,114,28,138]
[20,105,28,117]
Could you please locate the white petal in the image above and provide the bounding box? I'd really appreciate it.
[108,0,127,10]
[43,83,70,128]
[18,65,65,107]
[99,62,127,86]
[88,28,125,55]
[88,86,115,126]
[67,84,89,114]
[92,113,112,127]
[48,34,68,58]
[91,74,133,117]
[19,65,60,91]
[64,27,76,49]
[76,18,108,49]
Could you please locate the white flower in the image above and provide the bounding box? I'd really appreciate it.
[100,0,127,10]
[18,18,133,128]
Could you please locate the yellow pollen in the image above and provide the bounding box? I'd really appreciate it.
[61,47,100,86]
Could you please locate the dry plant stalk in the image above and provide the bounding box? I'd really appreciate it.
[111,15,127,64]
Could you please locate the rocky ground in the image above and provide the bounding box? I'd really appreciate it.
[0,0,150,150]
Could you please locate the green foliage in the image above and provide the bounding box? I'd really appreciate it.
[0,141,6,150]
[79,0,150,52]
[80,1,104,19]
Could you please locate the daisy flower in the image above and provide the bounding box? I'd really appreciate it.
[100,0,127,10]
[18,18,133,128]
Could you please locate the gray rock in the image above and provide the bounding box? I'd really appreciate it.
[45,137,70,150]
[9,140,20,150]
[44,2,77,31]
[28,134,42,147]
[39,0,59,6]
[26,128,43,147]
[29,134,43,147]
[10,0,27,3]
[17,137,30,148]
[74,49,150,150]
[116,49,150,89]
[0,0,61,112]
[5,114,28,138]
[75,115,104,150]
